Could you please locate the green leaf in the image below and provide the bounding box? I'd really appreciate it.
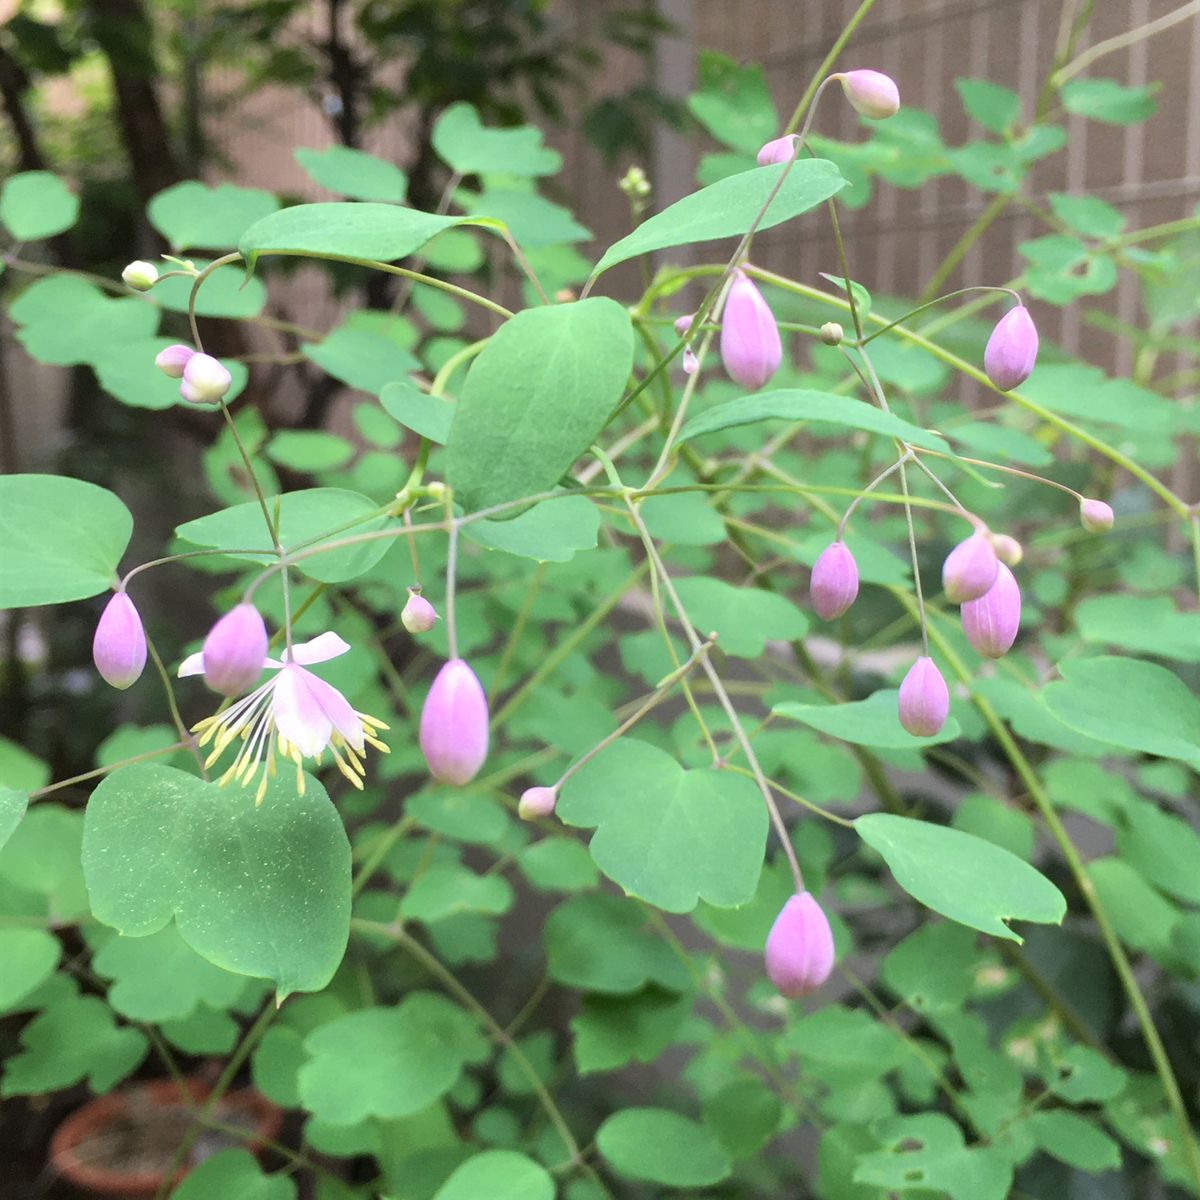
[267,431,355,473]
[855,814,1066,941]
[432,104,561,177]
[380,380,454,444]
[252,1025,307,1107]
[82,764,351,1000]
[774,690,962,749]
[0,789,28,853]
[0,475,132,607]
[571,987,691,1074]
[557,738,767,912]
[687,52,778,152]
[153,260,268,319]
[641,491,726,545]
[161,1005,240,1055]
[0,171,78,240]
[400,863,513,923]
[171,1148,297,1200]
[703,1078,782,1159]
[880,922,981,1013]
[544,893,689,994]
[1087,857,1179,957]
[298,992,488,1125]
[955,79,1020,134]
[295,146,408,201]
[15,286,158,367]
[592,159,845,277]
[303,319,419,397]
[1047,1045,1127,1103]
[784,1004,906,1070]
[1043,657,1200,769]
[1075,594,1200,662]
[432,1150,554,1200]
[1116,802,1200,905]
[1,994,146,1096]
[0,928,59,1011]
[951,794,1034,860]
[678,388,950,453]
[467,495,600,563]
[175,487,396,584]
[457,187,589,248]
[404,792,510,847]
[0,736,47,790]
[597,1108,732,1187]
[445,298,634,512]
[1028,1110,1121,1172]
[1061,78,1157,125]
[149,182,280,251]
[238,203,493,266]
[517,838,598,893]
[672,576,807,656]
[94,339,247,411]
[1047,192,1125,239]
[0,803,89,921]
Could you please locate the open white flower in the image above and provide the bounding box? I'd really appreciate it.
[180,631,388,802]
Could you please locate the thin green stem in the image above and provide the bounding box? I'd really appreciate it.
[782,0,879,134]
[29,742,187,801]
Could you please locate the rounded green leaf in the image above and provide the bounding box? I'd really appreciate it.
[267,431,355,473]
[466,494,600,563]
[93,339,247,411]
[170,1148,297,1200]
[433,103,561,177]
[775,690,962,749]
[673,576,808,656]
[153,260,268,318]
[0,475,133,608]
[82,764,351,1000]
[597,1108,732,1187]
[445,297,634,512]
[0,928,60,1011]
[148,181,280,251]
[0,789,28,853]
[295,146,408,202]
[433,1150,554,1200]
[0,171,79,240]
[855,813,1066,942]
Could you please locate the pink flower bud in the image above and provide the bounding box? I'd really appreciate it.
[674,313,694,337]
[898,656,950,738]
[180,352,232,404]
[682,348,699,376]
[984,305,1038,391]
[201,602,268,696]
[764,892,835,998]
[93,593,147,690]
[961,564,1021,659]
[1079,498,1114,533]
[518,786,558,820]
[420,658,489,786]
[401,589,438,634]
[720,270,782,391]
[756,135,798,166]
[991,533,1023,567]
[155,344,195,379]
[942,529,999,604]
[836,70,900,120]
[810,541,859,620]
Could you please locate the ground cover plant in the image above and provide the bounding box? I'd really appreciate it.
[2,3,1200,1198]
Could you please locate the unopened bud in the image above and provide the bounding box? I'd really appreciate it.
[942,529,999,604]
[756,135,798,167]
[518,786,558,820]
[961,564,1021,659]
[720,270,782,391]
[810,541,859,620]
[984,305,1039,391]
[682,348,699,376]
[991,533,1023,567]
[765,892,835,998]
[155,344,195,379]
[93,593,147,690]
[201,602,268,696]
[122,260,159,291]
[820,321,844,346]
[180,352,232,405]
[836,69,900,120]
[402,588,438,634]
[898,656,950,738]
[674,313,694,338]
[420,658,489,786]
[1079,498,1114,533]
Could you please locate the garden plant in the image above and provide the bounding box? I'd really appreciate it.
[2,3,1200,1198]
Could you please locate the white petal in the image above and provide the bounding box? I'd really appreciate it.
[178,651,205,677]
[287,631,351,665]
[271,665,332,757]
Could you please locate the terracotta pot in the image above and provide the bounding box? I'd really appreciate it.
[49,1078,283,1199]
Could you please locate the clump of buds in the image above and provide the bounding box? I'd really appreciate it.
[518,786,558,821]
[835,69,900,120]
[401,588,438,634]
[898,656,950,738]
[200,602,268,696]
[179,353,233,405]
[1079,498,1114,532]
[810,541,859,620]
[765,892,835,998]
[961,564,1021,659]
[122,261,159,291]
[420,658,489,786]
[720,270,782,391]
[756,134,799,166]
[93,592,147,690]
[984,305,1039,391]
[942,528,999,604]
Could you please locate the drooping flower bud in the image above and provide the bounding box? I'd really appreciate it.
[764,892,835,999]
[756,134,798,166]
[122,261,158,291]
[401,588,438,634]
[420,658,489,786]
[898,656,950,738]
[836,70,900,120]
[93,593,147,690]
[518,786,558,821]
[155,344,195,379]
[942,529,999,604]
[682,348,699,376]
[201,602,268,696]
[961,564,1021,660]
[810,541,859,620]
[179,352,232,405]
[820,321,844,346]
[674,313,694,338]
[720,270,782,391]
[1079,498,1114,532]
[984,305,1039,391]
[991,533,1023,567]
